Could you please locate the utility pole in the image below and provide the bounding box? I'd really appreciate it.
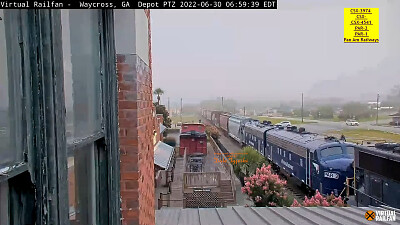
[221,96,224,112]
[243,106,246,116]
[168,97,170,113]
[180,98,183,123]
[301,93,304,123]
[376,94,379,125]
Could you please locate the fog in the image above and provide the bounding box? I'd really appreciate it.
[152,0,400,106]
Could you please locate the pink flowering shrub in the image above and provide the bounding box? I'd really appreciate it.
[241,164,293,207]
[291,190,346,207]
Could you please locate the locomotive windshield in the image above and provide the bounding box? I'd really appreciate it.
[320,145,354,159]
[320,146,344,158]
[346,146,355,158]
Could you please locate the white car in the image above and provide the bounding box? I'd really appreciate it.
[346,119,359,126]
[277,121,291,127]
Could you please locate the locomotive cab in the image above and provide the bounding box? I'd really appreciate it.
[311,143,355,196]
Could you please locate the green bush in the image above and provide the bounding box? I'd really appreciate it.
[233,146,267,183]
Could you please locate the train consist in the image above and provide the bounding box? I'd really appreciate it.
[201,109,355,196]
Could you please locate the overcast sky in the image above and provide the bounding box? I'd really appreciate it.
[151,0,400,105]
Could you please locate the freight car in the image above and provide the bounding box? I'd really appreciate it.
[242,122,356,196]
[219,113,231,133]
[228,115,252,144]
[211,111,224,127]
[179,123,207,156]
[205,110,212,121]
[354,143,400,209]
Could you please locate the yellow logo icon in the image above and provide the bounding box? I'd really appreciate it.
[365,210,375,221]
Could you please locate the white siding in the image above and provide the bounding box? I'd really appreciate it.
[135,9,149,65]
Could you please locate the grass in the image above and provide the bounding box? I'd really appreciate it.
[253,116,314,125]
[318,115,391,123]
[170,115,200,124]
[325,129,400,143]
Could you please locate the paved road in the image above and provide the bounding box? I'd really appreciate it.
[271,117,400,134]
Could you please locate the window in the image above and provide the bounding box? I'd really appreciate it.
[62,9,103,142]
[346,146,355,158]
[283,150,286,157]
[320,146,344,158]
[0,9,21,168]
[289,153,291,160]
[0,182,9,225]
[68,144,97,224]
[62,9,109,224]
[300,158,303,167]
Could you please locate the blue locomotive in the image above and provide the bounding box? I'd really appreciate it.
[243,120,355,196]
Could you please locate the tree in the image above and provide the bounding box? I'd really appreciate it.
[233,146,267,185]
[291,190,346,207]
[339,102,371,120]
[205,125,220,139]
[153,88,164,105]
[154,104,172,128]
[241,164,293,207]
[311,106,334,119]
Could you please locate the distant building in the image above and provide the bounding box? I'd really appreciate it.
[389,112,400,125]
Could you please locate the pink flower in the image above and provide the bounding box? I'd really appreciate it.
[291,199,302,207]
[255,196,262,202]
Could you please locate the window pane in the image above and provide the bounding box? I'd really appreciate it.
[320,146,344,158]
[61,10,102,142]
[346,146,355,158]
[0,181,9,225]
[68,144,97,224]
[0,10,15,168]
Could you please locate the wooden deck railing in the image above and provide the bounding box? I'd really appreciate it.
[183,172,221,189]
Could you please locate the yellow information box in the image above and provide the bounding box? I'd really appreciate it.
[344,8,379,43]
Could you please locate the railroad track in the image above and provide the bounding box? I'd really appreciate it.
[202,117,308,202]
[284,177,306,202]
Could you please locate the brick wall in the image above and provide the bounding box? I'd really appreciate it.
[118,9,155,225]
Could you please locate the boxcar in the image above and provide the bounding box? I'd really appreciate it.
[219,113,231,133]
[228,115,252,144]
[264,127,355,195]
[206,110,212,121]
[354,144,400,209]
[201,109,207,118]
[179,123,207,156]
[211,111,223,127]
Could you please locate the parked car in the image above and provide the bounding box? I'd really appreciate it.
[346,119,359,126]
[277,121,291,127]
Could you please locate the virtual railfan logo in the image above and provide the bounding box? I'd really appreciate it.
[365,210,396,222]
